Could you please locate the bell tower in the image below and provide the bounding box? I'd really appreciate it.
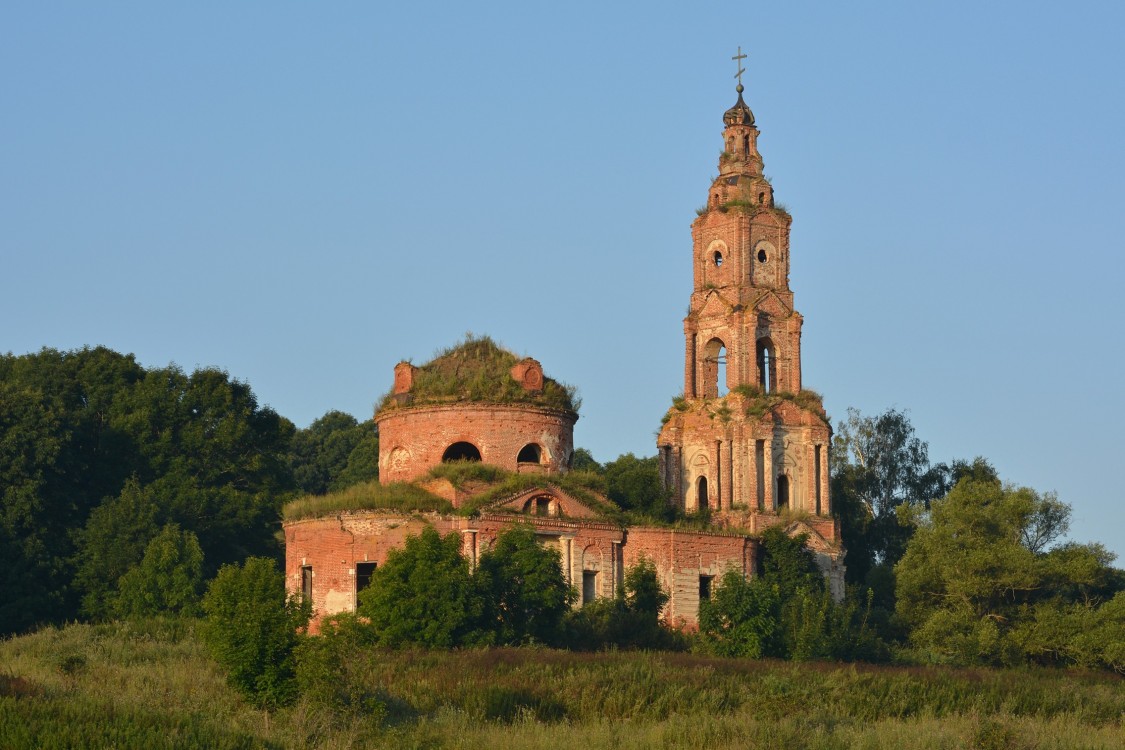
[658,57,838,546]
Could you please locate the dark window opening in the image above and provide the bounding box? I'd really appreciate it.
[758,191,765,205]
[699,574,714,601]
[757,248,767,263]
[301,565,313,602]
[535,497,551,516]
[582,571,598,605]
[442,442,481,463]
[742,134,749,152]
[713,250,723,267]
[517,443,542,463]
[356,562,377,594]
[697,476,709,510]
[777,475,790,510]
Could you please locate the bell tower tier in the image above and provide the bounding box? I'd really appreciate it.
[658,78,839,547]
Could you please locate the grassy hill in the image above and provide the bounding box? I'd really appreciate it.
[1,620,1123,749]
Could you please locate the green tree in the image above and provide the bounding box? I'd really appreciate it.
[357,526,484,647]
[698,569,780,658]
[287,410,378,495]
[565,558,679,651]
[895,476,1123,667]
[475,525,575,645]
[569,447,601,473]
[73,478,161,619]
[201,557,309,709]
[113,524,204,619]
[0,347,145,632]
[602,453,670,520]
[830,407,957,586]
[99,365,296,575]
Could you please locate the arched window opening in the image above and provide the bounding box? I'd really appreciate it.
[517,443,542,464]
[713,250,723,267]
[776,475,790,510]
[757,248,767,263]
[522,496,554,516]
[742,134,750,153]
[756,338,775,393]
[702,337,727,398]
[442,442,481,463]
[697,476,709,511]
[758,191,765,205]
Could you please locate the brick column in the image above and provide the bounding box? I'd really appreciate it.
[807,443,817,513]
[819,444,830,515]
[763,438,774,511]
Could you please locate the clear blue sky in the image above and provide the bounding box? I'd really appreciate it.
[3,2,1123,559]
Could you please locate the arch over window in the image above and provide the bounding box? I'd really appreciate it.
[517,443,542,464]
[756,337,776,393]
[776,474,790,510]
[697,476,709,511]
[701,337,728,398]
[442,442,481,463]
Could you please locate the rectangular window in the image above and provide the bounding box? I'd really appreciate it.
[699,574,714,602]
[582,570,598,606]
[356,561,377,594]
[300,565,313,602]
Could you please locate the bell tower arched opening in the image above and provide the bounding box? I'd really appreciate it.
[697,476,709,511]
[702,338,728,398]
[756,338,776,393]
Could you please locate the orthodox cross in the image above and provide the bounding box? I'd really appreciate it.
[732,46,747,88]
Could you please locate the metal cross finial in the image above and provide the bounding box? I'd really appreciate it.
[732,46,747,90]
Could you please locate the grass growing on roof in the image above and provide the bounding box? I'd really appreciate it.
[281,464,620,522]
[376,334,579,413]
[281,480,452,521]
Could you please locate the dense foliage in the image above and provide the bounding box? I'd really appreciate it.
[200,557,310,709]
[0,347,296,634]
[286,410,378,496]
[896,476,1125,671]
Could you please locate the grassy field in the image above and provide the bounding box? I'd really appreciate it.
[1,620,1122,749]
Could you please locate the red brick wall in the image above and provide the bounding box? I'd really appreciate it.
[376,404,577,483]
[284,510,769,633]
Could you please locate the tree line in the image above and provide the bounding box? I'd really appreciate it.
[0,346,375,634]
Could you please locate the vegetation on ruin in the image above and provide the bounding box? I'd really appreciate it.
[281,480,453,521]
[279,461,625,523]
[661,386,827,424]
[375,334,579,414]
[2,618,1123,750]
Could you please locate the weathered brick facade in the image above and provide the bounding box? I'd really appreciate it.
[378,404,576,484]
[283,84,845,633]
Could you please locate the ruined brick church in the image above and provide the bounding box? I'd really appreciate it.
[284,75,843,631]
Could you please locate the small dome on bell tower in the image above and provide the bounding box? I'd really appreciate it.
[723,84,755,126]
